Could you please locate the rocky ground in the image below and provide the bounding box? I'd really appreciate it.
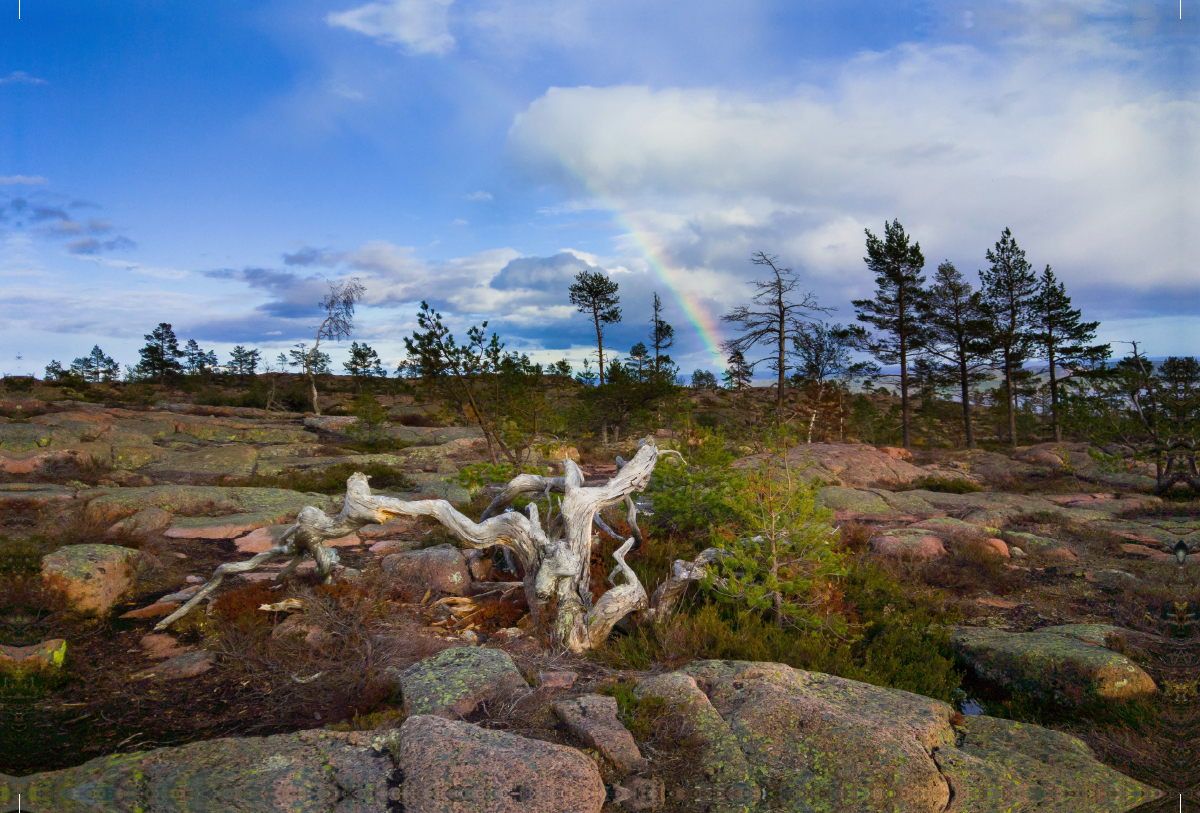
[1,396,1197,812]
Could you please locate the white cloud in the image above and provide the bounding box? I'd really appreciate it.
[0,175,48,185]
[452,218,468,226]
[464,190,493,201]
[0,71,48,86]
[508,37,1197,317]
[326,0,456,55]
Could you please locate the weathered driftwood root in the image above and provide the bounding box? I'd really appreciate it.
[155,440,722,652]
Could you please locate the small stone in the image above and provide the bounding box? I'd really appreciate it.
[871,534,945,560]
[138,649,215,680]
[1044,546,1078,561]
[494,627,523,641]
[0,639,67,671]
[185,574,205,583]
[540,670,577,689]
[119,602,180,620]
[172,552,188,559]
[139,633,193,659]
[1010,546,1026,557]
[392,646,528,717]
[369,538,422,555]
[980,538,1010,558]
[465,550,493,581]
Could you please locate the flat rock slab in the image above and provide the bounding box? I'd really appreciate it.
[393,646,528,718]
[950,626,1157,705]
[816,486,914,521]
[936,713,1164,812]
[400,715,605,813]
[636,660,1159,812]
[41,544,141,615]
[165,511,281,539]
[107,506,174,537]
[0,482,76,507]
[552,694,645,772]
[85,486,333,525]
[2,727,398,813]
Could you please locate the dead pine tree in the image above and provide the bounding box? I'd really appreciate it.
[155,441,721,653]
[303,278,366,416]
[722,252,829,418]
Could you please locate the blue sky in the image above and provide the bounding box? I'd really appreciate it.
[1,0,1196,379]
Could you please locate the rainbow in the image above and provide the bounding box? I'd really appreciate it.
[437,59,728,369]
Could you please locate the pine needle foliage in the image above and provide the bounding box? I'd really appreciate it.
[701,441,848,632]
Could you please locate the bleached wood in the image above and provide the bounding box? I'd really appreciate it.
[156,439,714,652]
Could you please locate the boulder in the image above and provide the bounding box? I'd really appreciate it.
[870,533,946,560]
[635,660,1160,812]
[383,543,471,596]
[107,506,174,537]
[552,693,645,772]
[400,715,605,813]
[368,537,422,555]
[950,626,1157,705]
[392,646,528,717]
[2,727,399,813]
[41,544,141,615]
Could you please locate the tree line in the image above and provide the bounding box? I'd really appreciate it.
[717,222,1111,450]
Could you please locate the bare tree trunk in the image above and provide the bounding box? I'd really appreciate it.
[1005,351,1017,447]
[1048,346,1061,442]
[308,372,321,416]
[157,441,718,653]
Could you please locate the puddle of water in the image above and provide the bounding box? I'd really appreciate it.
[960,695,986,716]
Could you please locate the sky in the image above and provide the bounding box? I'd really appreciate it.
[1,0,1197,380]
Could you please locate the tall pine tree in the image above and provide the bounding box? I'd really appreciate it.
[1030,265,1107,441]
[920,261,995,448]
[649,292,676,375]
[852,220,927,449]
[136,323,184,383]
[980,228,1038,447]
[568,269,621,387]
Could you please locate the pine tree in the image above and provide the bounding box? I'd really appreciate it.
[722,348,754,390]
[627,342,651,381]
[852,220,927,450]
[70,345,120,383]
[979,228,1039,447]
[228,345,261,376]
[343,341,385,390]
[183,339,218,375]
[649,292,676,374]
[551,359,573,378]
[722,252,828,415]
[691,369,719,389]
[568,269,621,387]
[1030,265,1107,441]
[920,261,995,448]
[574,358,597,386]
[136,323,184,383]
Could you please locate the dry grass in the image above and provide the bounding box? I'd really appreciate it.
[211,568,451,728]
